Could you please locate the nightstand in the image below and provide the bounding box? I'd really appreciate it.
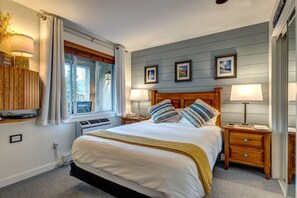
[121,116,150,125]
[288,132,295,183]
[224,125,272,179]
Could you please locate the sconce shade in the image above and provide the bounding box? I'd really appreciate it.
[230,84,263,101]
[130,89,149,101]
[288,82,296,101]
[11,34,34,57]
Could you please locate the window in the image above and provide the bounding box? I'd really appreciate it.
[64,41,115,116]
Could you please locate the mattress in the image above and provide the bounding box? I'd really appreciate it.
[72,120,222,198]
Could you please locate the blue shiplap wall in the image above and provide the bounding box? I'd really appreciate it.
[131,22,269,125]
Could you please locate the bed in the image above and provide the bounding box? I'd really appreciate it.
[70,88,222,198]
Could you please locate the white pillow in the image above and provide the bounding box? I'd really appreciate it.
[204,116,218,126]
[179,117,196,128]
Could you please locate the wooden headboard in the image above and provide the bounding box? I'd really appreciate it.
[151,88,222,127]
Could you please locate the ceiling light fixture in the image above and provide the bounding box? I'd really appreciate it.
[216,0,228,4]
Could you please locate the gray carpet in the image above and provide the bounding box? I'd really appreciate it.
[0,162,284,198]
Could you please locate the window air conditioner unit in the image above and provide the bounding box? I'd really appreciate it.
[75,118,111,138]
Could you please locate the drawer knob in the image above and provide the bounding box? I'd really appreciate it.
[243,138,249,143]
[243,153,249,158]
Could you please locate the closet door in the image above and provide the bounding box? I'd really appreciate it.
[275,31,288,193]
[287,15,296,198]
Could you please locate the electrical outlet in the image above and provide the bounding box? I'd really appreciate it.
[53,140,58,149]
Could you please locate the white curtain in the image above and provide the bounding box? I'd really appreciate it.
[114,46,126,116]
[37,16,68,126]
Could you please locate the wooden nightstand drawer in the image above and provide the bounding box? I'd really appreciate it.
[230,146,264,165]
[224,125,271,179]
[230,132,263,149]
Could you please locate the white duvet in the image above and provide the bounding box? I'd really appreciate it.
[72,120,222,198]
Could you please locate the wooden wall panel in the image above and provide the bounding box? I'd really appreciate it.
[8,67,14,109]
[24,69,29,109]
[0,67,3,110]
[3,67,9,111]
[0,66,39,110]
[19,68,24,109]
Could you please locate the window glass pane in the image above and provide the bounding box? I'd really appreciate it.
[76,57,95,114]
[65,53,74,115]
[64,52,114,115]
[97,62,113,111]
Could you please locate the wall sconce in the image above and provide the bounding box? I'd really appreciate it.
[105,71,111,81]
[10,34,34,58]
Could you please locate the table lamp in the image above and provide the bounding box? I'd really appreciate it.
[230,84,263,125]
[130,89,149,117]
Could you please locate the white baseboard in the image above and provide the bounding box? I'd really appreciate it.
[278,178,287,197]
[0,161,57,188]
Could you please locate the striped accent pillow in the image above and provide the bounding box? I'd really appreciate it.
[180,99,219,128]
[148,99,180,123]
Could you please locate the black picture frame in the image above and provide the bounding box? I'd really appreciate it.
[144,65,158,84]
[215,54,237,79]
[175,60,192,82]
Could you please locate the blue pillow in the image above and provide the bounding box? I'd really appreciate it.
[180,99,219,127]
[148,99,180,123]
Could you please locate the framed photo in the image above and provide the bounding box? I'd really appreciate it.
[215,54,237,79]
[144,65,158,84]
[175,60,192,82]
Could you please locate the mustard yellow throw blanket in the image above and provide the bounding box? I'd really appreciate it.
[85,130,212,195]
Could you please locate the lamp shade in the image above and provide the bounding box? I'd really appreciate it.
[230,84,263,101]
[288,82,296,101]
[11,34,34,57]
[130,89,149,101]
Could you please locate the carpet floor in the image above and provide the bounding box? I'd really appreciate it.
[0,162,284,198]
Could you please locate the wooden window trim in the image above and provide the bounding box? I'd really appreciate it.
[64,40,115,64]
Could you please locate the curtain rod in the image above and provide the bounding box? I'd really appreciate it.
[37,10,118,50]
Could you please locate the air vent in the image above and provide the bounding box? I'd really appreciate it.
[88,119,101,124]
[75,118,112,138]
[99,118,109,122]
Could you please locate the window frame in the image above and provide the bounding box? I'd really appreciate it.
[64,40,115,120]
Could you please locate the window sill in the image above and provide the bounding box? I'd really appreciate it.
[64,111,117,123]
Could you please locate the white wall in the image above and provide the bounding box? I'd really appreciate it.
[0,0,76,188]
[0,0,39,72]
[0,120,74,187]
[0,0,120,188]
[64,31,114,56]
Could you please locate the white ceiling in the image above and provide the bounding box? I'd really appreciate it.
[13,0,276,51]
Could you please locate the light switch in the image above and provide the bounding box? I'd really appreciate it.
[10,134,22,143]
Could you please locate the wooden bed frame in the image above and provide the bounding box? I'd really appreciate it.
[151,87,222,126]
[70,87,222,198]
